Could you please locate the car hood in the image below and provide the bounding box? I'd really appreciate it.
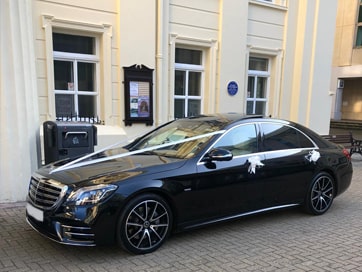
[36,149,187,185]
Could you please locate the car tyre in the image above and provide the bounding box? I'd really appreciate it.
[117,194,172,254]
[305,172,335,215]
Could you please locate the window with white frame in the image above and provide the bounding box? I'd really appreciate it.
[356,0,362,47]
[53,33,99,120]
[174,48,203,118]
[246,57,269,115]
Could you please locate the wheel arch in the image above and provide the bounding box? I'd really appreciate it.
[116,187,179,231]
[316,168,338,197]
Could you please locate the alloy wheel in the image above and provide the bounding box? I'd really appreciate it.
[310,175,334,214]
[125,199,170,251]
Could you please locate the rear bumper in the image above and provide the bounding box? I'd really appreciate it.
[336,162,353,197]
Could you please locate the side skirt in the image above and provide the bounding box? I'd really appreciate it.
[180,203,300,231]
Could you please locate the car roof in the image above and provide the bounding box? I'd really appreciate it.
[186,113,262,121]
[181,113,271,128]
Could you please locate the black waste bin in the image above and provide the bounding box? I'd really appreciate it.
[43,121,97,164]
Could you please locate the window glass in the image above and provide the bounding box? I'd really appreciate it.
[188,99,201,117]
[175,48,202,65]
[255,101,266,115]
[78,95,96,117]
[249,57,268,71]
[214,124,258,156]
[78,62,95,92]
[357,26,362,47]
[54,60,74,90]
[175,99,185,118]
[246,101,254,115]
[256,77,267,98]
[55,94,75,116]
[247,77,255,98]
[356,4,362,46]
[262,123,314,151]
[175,70,186,95]
[128,119,220,159]
[53,33,94,54]
[188,72,201,96]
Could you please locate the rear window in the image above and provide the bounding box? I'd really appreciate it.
[261,123,315,151]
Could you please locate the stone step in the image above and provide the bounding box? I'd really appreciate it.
[330,120,362,130]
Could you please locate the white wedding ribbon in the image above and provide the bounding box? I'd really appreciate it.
[50,130,225,174]
[305,149,320,163]
[248,155,264,174]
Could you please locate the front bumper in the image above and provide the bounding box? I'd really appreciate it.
[26,200,118,246]
[26,204,96,246]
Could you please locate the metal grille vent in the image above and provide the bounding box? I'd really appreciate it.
[28,177,67,209]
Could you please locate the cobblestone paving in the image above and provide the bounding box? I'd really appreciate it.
[1,156,362,272]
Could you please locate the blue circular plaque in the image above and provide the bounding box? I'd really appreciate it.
[227,81,238,96]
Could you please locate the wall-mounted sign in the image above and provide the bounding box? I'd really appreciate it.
[123,64,154,126]
[227,81,238,96]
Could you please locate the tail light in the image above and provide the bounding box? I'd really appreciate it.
[342,148,351,161]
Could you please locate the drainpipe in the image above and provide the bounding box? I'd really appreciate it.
[156,0,169,126]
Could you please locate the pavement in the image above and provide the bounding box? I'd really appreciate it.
[1,152,362,271]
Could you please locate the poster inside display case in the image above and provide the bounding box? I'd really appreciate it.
[123,65,154,126]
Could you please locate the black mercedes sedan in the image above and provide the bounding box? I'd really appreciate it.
[26,114,353,254]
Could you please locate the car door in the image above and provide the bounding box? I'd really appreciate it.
[175,123,266,226]
[259,122,318,206]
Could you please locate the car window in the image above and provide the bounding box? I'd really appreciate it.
[127,119,223,159]
[213,124,258,156]
[261,123,315,151]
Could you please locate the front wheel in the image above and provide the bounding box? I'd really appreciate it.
[117,194,172,254]
[305,172,335,215]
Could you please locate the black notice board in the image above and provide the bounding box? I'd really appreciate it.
[123,65,154,126]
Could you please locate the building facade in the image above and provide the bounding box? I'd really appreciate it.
[331,0,362,120]
[0,0,338,202]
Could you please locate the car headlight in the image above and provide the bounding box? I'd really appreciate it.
[67,184,118,206]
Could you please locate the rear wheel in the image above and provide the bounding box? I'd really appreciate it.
[117,194,172,254]
[305,172,335,215]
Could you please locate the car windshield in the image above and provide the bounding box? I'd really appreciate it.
[127,119,226,159]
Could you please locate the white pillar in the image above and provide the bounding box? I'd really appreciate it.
[0,0,40,202]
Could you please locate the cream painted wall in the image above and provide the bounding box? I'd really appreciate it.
[282,0,337,134]
[331,0,362,120]
[119,1,156,67]
[333,0,357,66]
[169,0,219,40]
[217,0,248,113]
[118,0,157,139]
[1,0,40,202]
[247,2,286,49]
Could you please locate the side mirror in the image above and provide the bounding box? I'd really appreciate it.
[204,148,233,162]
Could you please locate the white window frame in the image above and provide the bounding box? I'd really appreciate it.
[356,1,362,47]
[174,59,204,118]
[169,34,218,120]
[42,15,112,123]
[53,44,100,120]
[247,57,270,115]
[250,0,287,7]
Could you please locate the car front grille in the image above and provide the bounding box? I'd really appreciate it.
[28,176,68,210]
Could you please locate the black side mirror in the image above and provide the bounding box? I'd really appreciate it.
[204,148,233,162]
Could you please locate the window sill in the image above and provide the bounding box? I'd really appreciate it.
[249,0,288,11]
